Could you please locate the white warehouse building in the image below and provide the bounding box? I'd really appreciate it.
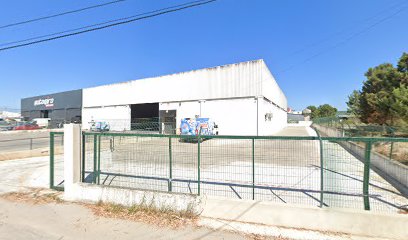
[82,59,288,135]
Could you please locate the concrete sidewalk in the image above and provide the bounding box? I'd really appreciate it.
[0,198,250,240]
[272,126,314,136]
[0,156,49,194]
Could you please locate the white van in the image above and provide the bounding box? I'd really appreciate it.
[32,118,51,128]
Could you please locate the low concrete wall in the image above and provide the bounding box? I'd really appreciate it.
[0,146,64,161]
[314,125,408,196]
[0,148,48,161]
[65,183,408,240]
[64,183,203,214]
[202,197,408,240]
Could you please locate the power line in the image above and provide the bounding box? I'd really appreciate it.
[0,0,216,52]
[278,3,408,74]
[0,0,126,30]
[0,0,210,48]
[289,0,408,56]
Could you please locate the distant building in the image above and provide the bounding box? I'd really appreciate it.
[0,111,21,119]
[287,108,311,122]
[21,90,82,128]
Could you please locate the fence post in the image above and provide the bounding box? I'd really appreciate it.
[312,126,324,208]
[389,142,394,160]
[252,138,255,200]
[63,124,81,198]
[49,132,54,189]
[81,133,85,182]
[363,141,372,210]
[168,137,172,192]
[93,134,97,184]
[97,135,101,185]
[30,138,33,150]
[197,135,201,196]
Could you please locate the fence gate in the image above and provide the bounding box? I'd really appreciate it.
[49,132,64,191]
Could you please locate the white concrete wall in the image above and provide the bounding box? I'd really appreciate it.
[261,62,287,110]
[202,197,408,240]
[160,97,286,136]
[82,105,131,131]
[65,183,203,214]
[160,98,258,136]
[81,98,287,135]
[258,98,287,135]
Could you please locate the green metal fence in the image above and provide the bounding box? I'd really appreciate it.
[312,116,408,137]
[50,131,64,191]
[79,131,408,213]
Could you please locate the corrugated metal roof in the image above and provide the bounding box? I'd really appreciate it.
[83,60,287,109]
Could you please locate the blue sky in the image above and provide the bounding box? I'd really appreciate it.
[0,0,407,111]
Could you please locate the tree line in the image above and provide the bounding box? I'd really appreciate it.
[306,104,338,119]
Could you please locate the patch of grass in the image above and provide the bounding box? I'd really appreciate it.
[0,188,63,204]
[246,234,292,240]
[85,198,199,229]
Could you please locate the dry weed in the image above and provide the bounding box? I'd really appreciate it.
[85,201,198,229]
[0,188,63,204]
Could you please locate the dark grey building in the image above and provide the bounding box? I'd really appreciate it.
[21,90,82,127]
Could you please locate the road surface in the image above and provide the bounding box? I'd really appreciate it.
[0,130,58,153]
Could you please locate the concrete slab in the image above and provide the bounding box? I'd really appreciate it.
[0,156,49,193]
[272,126,313,136]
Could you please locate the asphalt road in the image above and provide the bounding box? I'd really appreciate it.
[0,126,312,153]
[0,130,62,153]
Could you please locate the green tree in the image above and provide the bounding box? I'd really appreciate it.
[390,85,408,124]
[397,52,408,73]
[361,59,405,125]
[347,52,408,126]
[306,105,317,112]
[346,90,361,116]
[306,104,337,119]
[306,105,317,119]
[316,104,337,118]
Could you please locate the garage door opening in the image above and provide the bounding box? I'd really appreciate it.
[159,110,177,134]
[130,103,159,132]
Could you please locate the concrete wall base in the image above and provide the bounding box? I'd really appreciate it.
[202,197,408,240]
[64,183,204,214]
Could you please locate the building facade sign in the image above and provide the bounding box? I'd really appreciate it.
[34,98,55,108]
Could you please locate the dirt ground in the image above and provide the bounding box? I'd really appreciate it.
[0,194,276,240]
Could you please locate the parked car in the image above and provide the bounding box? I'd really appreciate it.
[0,122,13,131]
[14,121,41,130]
